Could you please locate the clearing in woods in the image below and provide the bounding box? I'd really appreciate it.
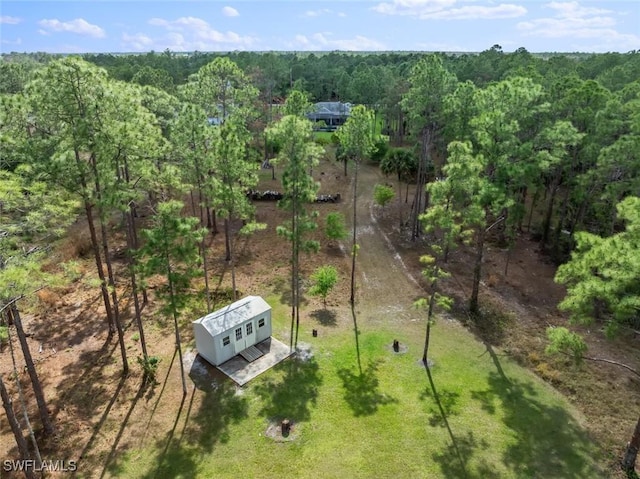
[0,154,637,478]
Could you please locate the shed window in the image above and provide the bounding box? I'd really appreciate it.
[222,336,230,346]
[246,322,253,335]
[235,327,243,341]
[258,318,265,328]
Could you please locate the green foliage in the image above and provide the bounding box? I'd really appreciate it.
[284,90,313,117]
[309,265,339,306]
[369,136,389,163]
[325,212,348,242]
[131,65,175,93]
[180,56,258,121]
[421,141,487,255]
[545,327,588,363]
[137,355,161,382]
[401,54,457,140]
[0,256,51,303]
[555,196,640,329]
[0,169,79,241]
[373,184,395,209]
[60,261,83,283]
[0,326,7,345]
[137,200,206,320]
[336,105,378,163]
[380,148,417,183]
[268,114,322,254]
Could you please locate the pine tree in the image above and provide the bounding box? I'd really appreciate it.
[138,201,206,395]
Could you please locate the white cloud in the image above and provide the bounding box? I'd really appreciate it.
[517,1,640,52]
[1,16,21,25]
[304,9,332,17]
[222,6,239,17]
[121,33,154,51]
[546,1,612,18]
[38,18,105,38]
[1,37,23,46]
[419,4,526,20]
[373,0,457,16]
[143,16,256,51]
[373,0,525,20]
[415,41,469,51]
[290,33,386,51]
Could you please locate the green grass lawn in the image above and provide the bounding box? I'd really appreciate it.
[106,295,603,479]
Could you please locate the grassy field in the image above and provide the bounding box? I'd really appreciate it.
[105,293,602,479]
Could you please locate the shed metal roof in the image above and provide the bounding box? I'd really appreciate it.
[193,296,271,337]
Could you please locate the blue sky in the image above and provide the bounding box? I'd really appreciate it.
[1,1,638,54]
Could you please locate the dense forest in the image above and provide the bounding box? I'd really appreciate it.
[1,46,639,477]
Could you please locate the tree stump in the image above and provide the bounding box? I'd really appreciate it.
[393,339,400,352]
[281,419,291,436]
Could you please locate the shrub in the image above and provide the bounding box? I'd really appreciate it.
[370,136,389,163]
[138,355,161,383]
[61,260,83,282]
[309,266,339,307]
[325,212,348,244]
[373,184,395,209]
[0,326,8,347]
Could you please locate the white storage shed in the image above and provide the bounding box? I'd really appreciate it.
[192,296,272,366]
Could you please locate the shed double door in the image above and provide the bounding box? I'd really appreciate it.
[234,320,256,354]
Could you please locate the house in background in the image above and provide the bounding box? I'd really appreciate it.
[193,296,272,367]
[306,101,351,131]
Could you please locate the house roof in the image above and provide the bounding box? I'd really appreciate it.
[193,296,271,336]
[308,102,351,118]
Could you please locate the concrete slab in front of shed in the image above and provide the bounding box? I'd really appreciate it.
[217,337,293,386]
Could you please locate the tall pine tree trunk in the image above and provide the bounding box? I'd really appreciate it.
[289,199,297,352]
[11,305,54,436]
[410,129,431,240]
[97,211,128,375]
[0,376,36,479]
[83,199,115,335]
[201,240,212,312]
[228,221,237,303]
[224,218,232,262]
[77,149,114,335]
[541,182,559,246]
[422,289,436,364]
[350,160,359,305]
[527,188,540,232]
[7,324,42,469]
[166,263,187,396]
[90,152,128,374]
[621,415,640,472]
[470,226,485,315]
[124,210,147,362]
[123,158,147,307]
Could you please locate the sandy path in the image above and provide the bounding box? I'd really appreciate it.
[341,162,424,322]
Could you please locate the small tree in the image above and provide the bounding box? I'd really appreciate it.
[414,255,452,366]
[267,113,321,350]
[309,266,339,308]
[325,212,348,246]
[373,184,395,214]
[336,105,378,305]
[138,201,206,394]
